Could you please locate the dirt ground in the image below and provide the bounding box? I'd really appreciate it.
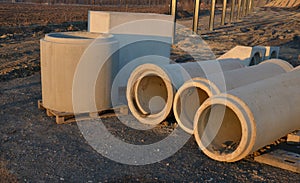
[0,2,300,182]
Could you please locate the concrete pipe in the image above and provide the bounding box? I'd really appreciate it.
[194,65,300,162]
[41,32,118,113]
[218,46,266,66]
[126,59,244,125]
[258,46,280,60]
[174,59,293,134]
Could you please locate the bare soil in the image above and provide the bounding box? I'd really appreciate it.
[266,0,300,8]
[0,2,300,182]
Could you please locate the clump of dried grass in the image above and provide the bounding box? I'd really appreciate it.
[0,161,18,183]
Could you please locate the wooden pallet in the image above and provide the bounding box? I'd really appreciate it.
[255,149,300,173]
[38,100,128,124]
[287,130,300,145]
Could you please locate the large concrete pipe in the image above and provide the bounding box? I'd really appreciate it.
[40,32,118,113]
[126,59,243,125]
[174,59,293,134]
[194,65,300,162]
[218,46,266,66]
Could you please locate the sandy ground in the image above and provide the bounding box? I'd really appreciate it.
[266,0,300,8]
[0,2,300,182]
[177,6,300,65]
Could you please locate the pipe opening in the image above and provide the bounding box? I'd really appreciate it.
[270,51,277,59]
[250,52,261,66]
[197,104,242,155]
[48,32,103,39]
[135,75,168,115]
[176,87,209,131]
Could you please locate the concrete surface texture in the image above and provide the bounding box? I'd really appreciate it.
[88,11,174,68]
[174,59,293,134]
[40,32,118,113]
[194,65,300,162]
[109,32,173,105]
[88,11,175,105]
[217,46,266,66]
[88,11,174,37]
[126,59,243,125]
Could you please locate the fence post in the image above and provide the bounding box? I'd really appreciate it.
[242,0,247,16]
[246,0,250,15]
[249,0,254,12]
[221,0,227,25]
[209,0,216,31]
[170,0,178,22]
[193,0,201,33]
[170,0,178,43]
[229,0,235,23]
[237,0,242,19]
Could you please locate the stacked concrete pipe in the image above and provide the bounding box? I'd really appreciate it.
[217,46,266,66]
[262,46,280,60]
[194,65,300,162]
[174,59,293,134]
[40,32,118,113]
[255,46,280,60]
[126,59,244,125]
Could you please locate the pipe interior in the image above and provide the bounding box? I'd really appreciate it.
[136,75,168,115]
[250,52,261,66]
[197,104,242,155]
[270,51,277,59]
[48,32,102,39]
[176,87,209,130]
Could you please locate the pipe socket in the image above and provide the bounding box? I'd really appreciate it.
[126,59,243,125]
[174,59,293,134]
[194,65,300,162]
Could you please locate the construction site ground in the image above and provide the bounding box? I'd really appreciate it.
[0,2,299,182]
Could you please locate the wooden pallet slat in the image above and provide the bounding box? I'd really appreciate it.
[255,149,300,173]
[37,100,44,109]
[287,130,300,144]
[38,100,129,124]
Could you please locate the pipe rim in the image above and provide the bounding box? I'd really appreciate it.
[126,64,174,125]
[270,51,277,59]
[292,65,300,71]
[174,78,220,134]
[44,32,114,44]
[194,94,257,162]
[249,52,262,66]
[259,59,294,72]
